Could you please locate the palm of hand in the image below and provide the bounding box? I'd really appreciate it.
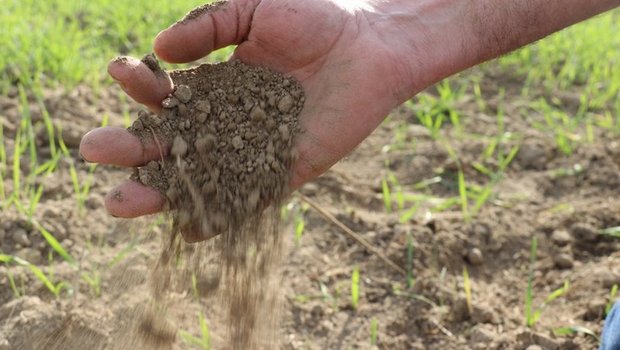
[80,0,415,218]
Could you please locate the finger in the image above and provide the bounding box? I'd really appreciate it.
[105,181,166,218]
[108,56,173,112]
[80,127,169,167]
[154,0,258,63]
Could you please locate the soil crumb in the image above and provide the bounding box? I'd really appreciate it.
[179,1,228,24]
[128,56,304,349]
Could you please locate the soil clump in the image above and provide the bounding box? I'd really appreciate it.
[128,55,304,349]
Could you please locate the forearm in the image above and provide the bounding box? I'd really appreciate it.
[464,0,619,63]
[374,0,620,96]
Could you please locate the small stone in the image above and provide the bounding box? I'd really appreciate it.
[197,113,208,123]
[174,84,192,103]
[147,161,160,170]
[196,100,211,114]
[227,94,239,104]
[517,141,550,170]
[526,346,543,350]
[301,183,319,196]
[470,326,495,344]
[232,136,244,150]
[570,223,598,242]
[132,119,144,131]
[171,136,189,157]
[278,124,290,141]
[467,248,484,265]
[250,106,267,122]
[162,96,180,108]
[138,168,151,185]
[178,103,189,118]
[62,239,74,248]
[277,93,294,113]
[12,228,30,247]
[554,253,574,269]
[551,230,572,246]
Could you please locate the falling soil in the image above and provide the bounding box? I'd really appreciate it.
[127,55,305,349]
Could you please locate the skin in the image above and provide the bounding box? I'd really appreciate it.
[79,0,620,221]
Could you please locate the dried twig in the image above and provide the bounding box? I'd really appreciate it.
[296,193,407,276]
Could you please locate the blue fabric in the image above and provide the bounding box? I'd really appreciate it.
[601,302,620,350]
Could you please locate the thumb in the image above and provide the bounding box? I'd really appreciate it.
[154,0,260,63]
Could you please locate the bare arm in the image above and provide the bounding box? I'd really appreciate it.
[375,0,620,98]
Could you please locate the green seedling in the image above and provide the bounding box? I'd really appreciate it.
[370,318,378,346]
[81,270,102,298]
[59,135,97,213]
[0,121,6,202]
[606,284,618,316]
[6,269,24,298]
[553,326,599,341]
[0,254,67,299]
[179,313,211,350]
[463,266,473,316]
[524,237,570,327]
[32,219,77,267]
[457,169,469,220]
[601,227,620,238]
[351,266,360,310]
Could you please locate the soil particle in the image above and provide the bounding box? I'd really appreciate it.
[554,253,574,269]
[550,229,572,246]
[178,1,227,24]
[570,222,599,242]
[141,53,165,78]
[12,228,31,247]
[466,247,484,265]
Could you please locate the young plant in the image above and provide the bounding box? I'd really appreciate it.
[59,135,97,214]
[370,318,378,346]
[179,313,211,350]
[81,269,102,298]
[0,121,6,203]
[32,219,77,267]
[0,254,67,299]
[351,266,360,310]
[524,237,570,327]
[553,326,599,342]
[606,284,618,316]
[463,266,473,316]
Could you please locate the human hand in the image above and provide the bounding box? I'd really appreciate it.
[80,0,618,218]
[80,0,424,218]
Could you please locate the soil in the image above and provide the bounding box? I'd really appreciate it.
[129,57,303,242]
[0,61,619,350]
[126,56,304,349]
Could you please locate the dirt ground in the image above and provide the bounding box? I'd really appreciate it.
[0,62,619,349]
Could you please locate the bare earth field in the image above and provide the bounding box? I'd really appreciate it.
[0,58,619,350]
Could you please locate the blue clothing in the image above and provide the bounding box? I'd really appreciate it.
[601,302,620,350]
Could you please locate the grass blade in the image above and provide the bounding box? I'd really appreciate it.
[351,266,360,309]
[32,220,77,267]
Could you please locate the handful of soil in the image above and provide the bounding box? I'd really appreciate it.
[129,55,305,242]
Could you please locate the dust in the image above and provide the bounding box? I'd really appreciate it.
[178,1,228,24]
[127,56,304,349]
